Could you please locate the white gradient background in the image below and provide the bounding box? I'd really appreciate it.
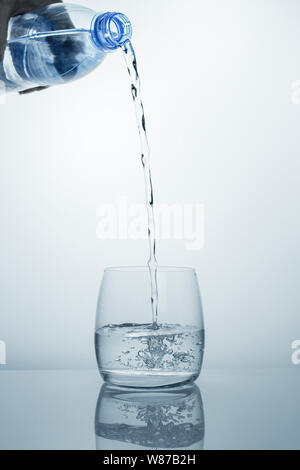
[0,0,299,369]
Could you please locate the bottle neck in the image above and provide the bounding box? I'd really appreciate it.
[91,12,132,51]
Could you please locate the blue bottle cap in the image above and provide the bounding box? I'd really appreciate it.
[91,12,132,51]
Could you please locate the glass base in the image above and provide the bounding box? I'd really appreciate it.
[100,369,200,388]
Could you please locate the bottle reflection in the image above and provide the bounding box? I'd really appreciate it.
[95,383,205,450]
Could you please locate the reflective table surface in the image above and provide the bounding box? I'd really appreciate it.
[0,368,299,450]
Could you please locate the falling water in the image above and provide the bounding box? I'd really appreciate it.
[122,41,158,328]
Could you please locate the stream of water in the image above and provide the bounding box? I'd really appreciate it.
[122,41,159,328]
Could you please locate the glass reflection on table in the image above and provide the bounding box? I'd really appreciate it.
[95,383,205,450]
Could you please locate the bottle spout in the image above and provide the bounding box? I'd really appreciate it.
[91,12,132,51]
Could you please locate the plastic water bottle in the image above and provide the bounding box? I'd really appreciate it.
[0,3,132,92]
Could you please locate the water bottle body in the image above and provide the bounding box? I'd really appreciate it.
[0,3,132,92]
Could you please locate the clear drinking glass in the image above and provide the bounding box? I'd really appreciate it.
[95,383,205,450]
[95,267,205,388]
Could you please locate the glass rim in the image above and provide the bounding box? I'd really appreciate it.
[104,266,196,273]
